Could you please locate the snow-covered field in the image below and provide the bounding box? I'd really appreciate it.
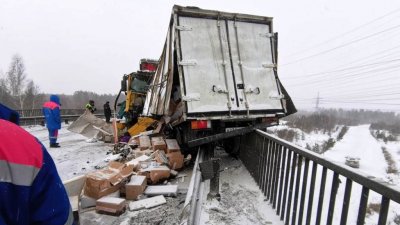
[269,123,400,225]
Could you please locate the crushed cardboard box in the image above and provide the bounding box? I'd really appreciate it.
[139,135,151,150]
[165,139,180,153]
[167,151,184,170]
[151,137,167,152]
[139,166,170,184]
[126,155,151,171]
[84,162,133,199]
[154,150,169,165]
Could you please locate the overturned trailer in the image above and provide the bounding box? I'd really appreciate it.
[143,5,296,151]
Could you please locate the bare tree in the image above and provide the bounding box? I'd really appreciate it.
[6,54,27,110]
[24,79,42,109]
[0,76,15,108]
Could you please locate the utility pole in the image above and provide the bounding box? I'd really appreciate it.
[315,92,320,110]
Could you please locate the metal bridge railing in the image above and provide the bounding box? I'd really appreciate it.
[240,129,400,225]
[17,109,105,126]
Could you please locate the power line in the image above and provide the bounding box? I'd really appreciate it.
[283,7,400,57]
[320,100,400,106]
[281,47,400,80]
[323,91,400,99]
[284,58,400,80]
[285,63,400,87]
[281,24,400,66]
[323,97,400,101]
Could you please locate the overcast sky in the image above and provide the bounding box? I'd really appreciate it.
[1,0,400,111]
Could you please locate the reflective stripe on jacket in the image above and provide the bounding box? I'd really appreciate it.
[0,119,73,225]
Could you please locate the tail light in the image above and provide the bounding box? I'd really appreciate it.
[191,120,211,130]
[262,117,279,124]
[140,62,157,71]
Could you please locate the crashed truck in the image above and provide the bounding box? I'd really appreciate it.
[142,5,296,153]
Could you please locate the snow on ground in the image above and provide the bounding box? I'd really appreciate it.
[24,123,189,224]
[268,123,343,150]
[24,123,400,224]
[323,125,387,179]
[199,149,283,225]
[24,124,119,181]
[269,123,400,224]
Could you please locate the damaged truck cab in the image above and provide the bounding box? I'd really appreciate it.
[143,5,296,152]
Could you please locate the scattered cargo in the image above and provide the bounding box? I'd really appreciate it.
[63,5,296,224]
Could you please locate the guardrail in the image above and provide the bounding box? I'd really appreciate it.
[240,129,400,225]
[17,109,105,126]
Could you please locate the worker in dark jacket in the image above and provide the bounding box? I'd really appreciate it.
[103,101,112,123]
[0,103,19,124]
[42,95,62,148]
[85,100,96,113]
[0,104,73,225]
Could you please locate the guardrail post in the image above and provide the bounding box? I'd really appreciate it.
[208,158,221,201]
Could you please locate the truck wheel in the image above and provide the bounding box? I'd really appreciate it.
[223,136,240,156]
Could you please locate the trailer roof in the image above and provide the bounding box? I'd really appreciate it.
[173,5,273,24]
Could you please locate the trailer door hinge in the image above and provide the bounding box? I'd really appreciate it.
[182,93,200,102]
[269,91,285,100]
[262,63,276,69]
[176,26,192,31]
[260,33,273,38]
[179,60,197,66]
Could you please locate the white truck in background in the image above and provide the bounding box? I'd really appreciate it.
[143,5,296,152]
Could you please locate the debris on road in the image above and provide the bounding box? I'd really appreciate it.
[63,132,189,223]
[96,197,126,216]
[144,185,178,197]
[128,195,167,211]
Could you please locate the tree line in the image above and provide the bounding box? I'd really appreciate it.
[0,54,117,111]
[284,108,400,134]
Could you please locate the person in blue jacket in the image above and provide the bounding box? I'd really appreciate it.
[0,103,19,125]
[0,103,74,225]
[43,95,62,148]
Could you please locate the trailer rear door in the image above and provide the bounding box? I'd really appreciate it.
[177,16,284,115]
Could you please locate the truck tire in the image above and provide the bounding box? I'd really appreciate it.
[223,136,241,156]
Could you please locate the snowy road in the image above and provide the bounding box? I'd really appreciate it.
[25,124,119,181]
[324,125,388,179]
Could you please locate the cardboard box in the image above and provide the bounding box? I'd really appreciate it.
[139,135,151,150]
[84,162,134,199]
[96,197,126,215]
[165,139,180,153]
[154,150,169,165]
[108,161,126,171]
[126,175,147,200]
[152,139,167,152]
[139,166,170,184]
[167,152,184,170]
[151,136,164,142]
[126,155,150,171]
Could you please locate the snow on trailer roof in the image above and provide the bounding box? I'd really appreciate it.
[172,5,273,24]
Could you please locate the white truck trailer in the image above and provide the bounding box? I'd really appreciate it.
[143,5,296,152]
